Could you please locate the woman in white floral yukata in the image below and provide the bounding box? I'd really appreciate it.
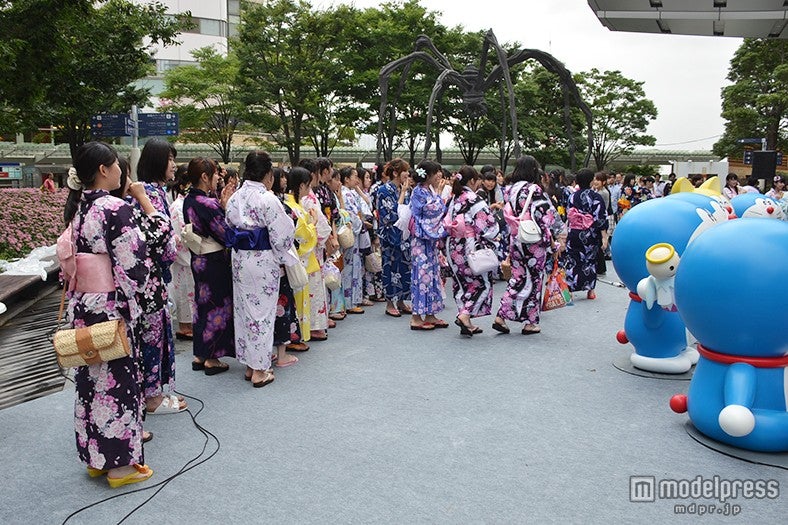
[225,151,297,387]
[62,141,154,487]
[339,166,366,314]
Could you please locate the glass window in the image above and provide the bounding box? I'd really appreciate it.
[200,18,223,37]
[228,0,240,16]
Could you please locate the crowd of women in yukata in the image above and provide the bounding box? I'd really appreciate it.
[61,138,611,488]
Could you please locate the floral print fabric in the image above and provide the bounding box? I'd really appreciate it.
[375,181,411,301]
[497,182,561,324]
[410,185,447,315]
[446,189,499,317]
[67,190,149,470]
[225,181,295,370]
[183,188,235,361]
[562,188,607,292]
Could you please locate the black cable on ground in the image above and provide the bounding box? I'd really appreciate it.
[60,391,220,525]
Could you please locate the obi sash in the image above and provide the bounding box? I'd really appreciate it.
[567,207,594,230]
[226,227,272,251]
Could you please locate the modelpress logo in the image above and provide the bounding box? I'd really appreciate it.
[630,476,656,502]
[630,475,780,514]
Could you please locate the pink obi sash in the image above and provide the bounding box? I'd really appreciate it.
[72,253,114,293]
[442,214,473,238]
[567,207,594,230]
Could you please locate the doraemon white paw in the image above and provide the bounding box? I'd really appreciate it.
[718,404,756,437]
[631,352,693,374]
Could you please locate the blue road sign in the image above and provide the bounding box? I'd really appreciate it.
[91,113,131,137]
[743,150,753,165]
[138,112,179,136]
[736,138,764,144]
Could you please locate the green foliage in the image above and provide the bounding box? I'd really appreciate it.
[160,47,242,162]
[621,164,658,177]
[713,39,788,158]
[576,69,657,171]
[0,0,188,158]
[236,0,358,163]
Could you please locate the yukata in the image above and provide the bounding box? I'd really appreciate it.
[134,183,177,400]
[497,182,561,325]
[562,188,607,292]
[445,188,499,318]
[274,202,303,349]
[67,191,149,470]
[183,188,235,362]
[225,181,295,371]
[375,181,411,302]
[169,194,195,326]
[327,192,346,315]
[410,185,447,315]
[283,193,318,339]
[301,189,330,331]
[340,185,364,308]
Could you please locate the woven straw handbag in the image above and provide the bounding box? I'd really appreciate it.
[51,288,131,368]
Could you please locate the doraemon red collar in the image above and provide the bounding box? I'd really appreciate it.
[697,344,788,368]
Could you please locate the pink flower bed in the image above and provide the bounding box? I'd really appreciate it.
[0,189,68,259]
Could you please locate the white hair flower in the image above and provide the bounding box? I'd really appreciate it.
[415,167,426,179]
[66,167,83,191]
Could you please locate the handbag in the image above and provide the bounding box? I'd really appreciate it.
[467,247,499,276]
[336,224,355,250]
[284,247,309,291]
[364,250,382,273]
[517,185,542,244]
[542,259,572,311]
[323,258,341,290]
[52,288,131,368]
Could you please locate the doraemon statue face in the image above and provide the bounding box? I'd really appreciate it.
[645,243,679,280]
[674,219,788,358]
[730,194,785,220]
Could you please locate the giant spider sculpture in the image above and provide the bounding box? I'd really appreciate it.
[376,30,594,170]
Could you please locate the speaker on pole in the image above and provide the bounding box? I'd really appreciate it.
[751,150,777,179]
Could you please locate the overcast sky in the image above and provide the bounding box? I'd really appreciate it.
[318,0,743,152]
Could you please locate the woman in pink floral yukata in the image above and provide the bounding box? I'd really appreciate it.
[444,166,500,336]
[63,142,154,487]
[493,155,563,336]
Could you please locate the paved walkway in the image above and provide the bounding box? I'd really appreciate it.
[0,268,784,524]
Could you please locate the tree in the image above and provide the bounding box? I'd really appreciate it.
[347,0,449,163]
[160,47,243,163]
[577,69,657,171]
[713,39,788,158]
[236,0,358,164]
[0,0,187,158]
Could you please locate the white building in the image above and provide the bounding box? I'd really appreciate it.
[130,0,243,97]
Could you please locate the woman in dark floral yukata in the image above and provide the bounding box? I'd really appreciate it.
[182,157,237,374]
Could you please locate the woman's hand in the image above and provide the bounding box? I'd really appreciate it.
[128,182,156,215]
[308,208,319,225]
[220,179,236,209]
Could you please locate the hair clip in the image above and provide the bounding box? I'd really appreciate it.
[452,173,462,181]
[415,167,426,179]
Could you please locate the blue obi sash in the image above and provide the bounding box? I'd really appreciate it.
[226,227,272,251]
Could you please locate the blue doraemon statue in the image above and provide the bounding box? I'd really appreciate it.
[670,219,788,452]
[611,196,727,373]
[730,193,785,220]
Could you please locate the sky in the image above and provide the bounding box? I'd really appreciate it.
[317,0,743,152]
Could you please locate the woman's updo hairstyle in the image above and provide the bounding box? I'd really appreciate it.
[286,166,312,201]
[244,150,273,182]
[339,166,356,185]
[186,157,217,187]
[383,158,410,180]
[64,141,119,225]
[452,165,479,196]
[270,167,286,195]
[414,159,441,183]
[510,155,540,184]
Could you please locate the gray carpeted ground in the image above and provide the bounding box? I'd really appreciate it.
[0,264,785,524]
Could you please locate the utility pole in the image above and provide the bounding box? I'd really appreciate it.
[129,105,140,180]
